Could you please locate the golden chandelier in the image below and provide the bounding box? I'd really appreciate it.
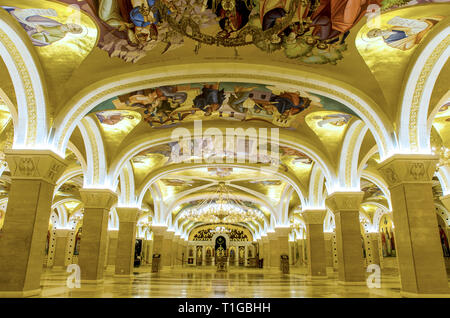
[181,182,265,223]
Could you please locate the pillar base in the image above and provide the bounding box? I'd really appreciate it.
[0,289,41,297]
[401,291,450,298]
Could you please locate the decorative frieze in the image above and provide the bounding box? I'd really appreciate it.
[301,210,326,225]
[5,150,67,185]
[377,154,438,188]
[79,189,117,210]
[325,192,364,213]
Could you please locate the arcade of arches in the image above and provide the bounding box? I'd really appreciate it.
[0,0,449,298]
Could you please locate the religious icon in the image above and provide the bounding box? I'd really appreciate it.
[439,225,450,257]
[366,16,442,51]
[95,111,135,126]
[2,7,84,46]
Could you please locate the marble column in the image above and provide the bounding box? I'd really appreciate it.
[267,232,279,268]
[78,189,117,283]
[261,236,269,268]
[324,233,334,268]
[151,226,166,269]
[106,230,118,266]
[288,241,294,265]
[172,235,180,266]
[53,229,72,268]
[326,192,365,284]
[202,246,206,266]
[296,239,305,267]
[302,210,327,278]
[115,208,140,276]
[365,232,380,266]
[275,227,290,270]
[162,230,174,268]
[378,154,449,296]
[0,150,67,297]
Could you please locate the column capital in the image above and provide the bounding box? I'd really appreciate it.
[274,227,290,237]
[108,230,119,238]
[301,210,326,224]
[165,231,175,239]
[267,232,277,240]
[115,207,141,223]
[261,236,269,243]
[79,189,118,210]
[151,225,168,235]
[5,149,67,185]
[377,154,438,188]
[325,192,364,213]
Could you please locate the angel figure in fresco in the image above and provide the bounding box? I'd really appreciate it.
[313,113,352,127]
[1,7,83,47]
[366,16,442,51]
[95,111,135,125]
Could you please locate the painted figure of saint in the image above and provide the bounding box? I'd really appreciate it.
[313,113,352,127]
[439,225,450,257]
[193,84,226,116]
[73,228,82,256]
[310,0,382,41]
[97,0,161,45]
[2,7,83,46]
[270,92,312,119]
[95,111,135,125]
[367,16,441,51]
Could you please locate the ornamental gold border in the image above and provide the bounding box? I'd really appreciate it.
[0,29,37,145]
[409,34,450,151]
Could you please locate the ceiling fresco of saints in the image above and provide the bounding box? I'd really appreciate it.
[88,82,355,129]
[0,0,98,88]
[2,0,445,66]
[131,137,313,171]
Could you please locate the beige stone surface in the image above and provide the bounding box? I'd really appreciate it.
[78,189,117,282]
[0,150,67,295]
[378,154,449,295]
[115,208,140,276]
[53,229,71,268]
[302,210,327,277]
[326,192,365,283]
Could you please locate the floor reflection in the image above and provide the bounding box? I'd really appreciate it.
[36,266,449,298]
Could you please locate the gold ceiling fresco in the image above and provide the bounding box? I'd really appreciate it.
[0,0,98,108]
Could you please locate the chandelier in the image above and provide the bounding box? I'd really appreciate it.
[181,182,265,223]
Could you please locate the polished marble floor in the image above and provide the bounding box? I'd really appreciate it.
[33,265,447,298]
